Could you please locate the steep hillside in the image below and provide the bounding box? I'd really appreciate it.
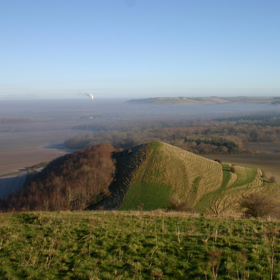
[119,142,223,210]
[94,141,277,215]
[93,141,223,211]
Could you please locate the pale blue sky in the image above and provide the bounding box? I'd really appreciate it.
[1,0,280,99]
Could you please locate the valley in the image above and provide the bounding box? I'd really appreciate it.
[1,99,280,279]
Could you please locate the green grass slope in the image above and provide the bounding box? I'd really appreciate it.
[119,142,223,211]
[3,211,280,279]
[93,141,280,214]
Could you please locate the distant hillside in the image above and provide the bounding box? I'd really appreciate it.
[92,142,277,215]
[128,96,280,105]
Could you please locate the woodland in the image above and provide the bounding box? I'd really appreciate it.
[0,143,115,212]
[65,112,280,154]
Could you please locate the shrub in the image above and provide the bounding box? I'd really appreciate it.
[230,166,236,173]
[238,193,279,218]
[168,196,192,212]
[214,159,222,164]
[270,175,276,183]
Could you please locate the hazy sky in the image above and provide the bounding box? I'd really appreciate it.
[1,0,280,99]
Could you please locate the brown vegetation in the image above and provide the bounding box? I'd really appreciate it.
[238,193,279,218]
[230,166,236,173]
[168,196,192,212]
[67,115,280,154]
[0,143,115,212]
[270,175,276,183]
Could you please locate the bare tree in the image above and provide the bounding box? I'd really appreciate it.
[168,196,192,212]
[238,193,279,218]
[270,175,276,183]
[230,166,236,173]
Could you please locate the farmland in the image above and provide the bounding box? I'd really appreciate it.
[203,152,280,182]
[1,211,280,279]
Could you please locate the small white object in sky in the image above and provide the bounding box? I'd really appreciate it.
[86,93,94,100]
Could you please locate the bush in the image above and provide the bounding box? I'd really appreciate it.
[238,193,279,218]
[214,159,222,163]
[270,175,276,183]
[168,196,192,212]
[230,166,236,173]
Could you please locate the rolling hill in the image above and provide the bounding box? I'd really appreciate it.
[1,141,279,215]
[127,96,280,105]
[92,141,278,215]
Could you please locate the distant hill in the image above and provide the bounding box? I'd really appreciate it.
[128,96,280,105]
[1,141,279,214]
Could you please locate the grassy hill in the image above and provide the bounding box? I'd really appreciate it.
[1,141,279,215]
[93,141,279,215]
[128,96,280,105]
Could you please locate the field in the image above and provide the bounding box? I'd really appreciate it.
[1,211,280,279]
[203,152,280,182]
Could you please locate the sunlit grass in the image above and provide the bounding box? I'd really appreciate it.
[1,211,280,279]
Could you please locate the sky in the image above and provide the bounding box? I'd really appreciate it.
[1,0,280,99]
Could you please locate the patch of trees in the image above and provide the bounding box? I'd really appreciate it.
[0,117,34,124]
[65,124,246,154]
[65,130,242,154]
[0,143,115,212]
[66,112,280,154]
[215,113,280,127]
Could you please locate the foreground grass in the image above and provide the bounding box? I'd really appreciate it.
[1,211,280,279]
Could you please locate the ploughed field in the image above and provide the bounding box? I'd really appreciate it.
[1,211,280,279]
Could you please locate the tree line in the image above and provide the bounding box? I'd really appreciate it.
[0,117,34,124]
[65,116,280,153]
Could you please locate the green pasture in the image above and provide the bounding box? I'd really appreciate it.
[1,211,280,279]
